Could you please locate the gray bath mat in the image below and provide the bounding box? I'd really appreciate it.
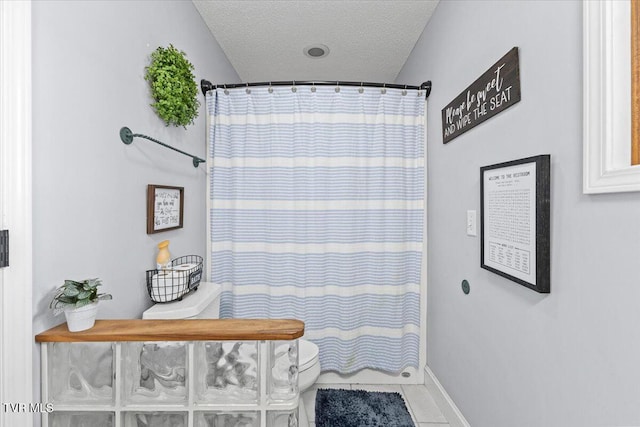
[315,388,415,427]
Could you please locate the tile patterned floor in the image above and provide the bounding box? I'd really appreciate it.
[302,383,458,427]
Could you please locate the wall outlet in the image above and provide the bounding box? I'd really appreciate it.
[466,210,477,236]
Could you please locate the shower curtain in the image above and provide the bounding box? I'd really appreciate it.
[206,85,424,373]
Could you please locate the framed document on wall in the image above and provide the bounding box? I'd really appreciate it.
[147,185,184,234]
[480,155,550,293]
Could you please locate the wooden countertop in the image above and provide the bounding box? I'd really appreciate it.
[35,319,304,342]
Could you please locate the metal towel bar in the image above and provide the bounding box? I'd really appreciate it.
[119,127,205,168]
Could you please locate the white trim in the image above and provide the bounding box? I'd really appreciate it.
[0,0,33,425]
[583,0,640,193]
[424,366,471,427]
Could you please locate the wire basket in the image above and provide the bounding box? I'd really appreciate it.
[146,255,203,303]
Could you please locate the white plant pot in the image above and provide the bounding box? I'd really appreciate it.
[64,302,99,332]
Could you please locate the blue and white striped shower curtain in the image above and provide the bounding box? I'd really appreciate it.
[206,85,424,373]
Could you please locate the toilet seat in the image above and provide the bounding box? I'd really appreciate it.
[297,339,320,427]
[298,339,319,372]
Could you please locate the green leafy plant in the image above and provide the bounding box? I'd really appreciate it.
[145,44,200,128]
[49,278,112,316]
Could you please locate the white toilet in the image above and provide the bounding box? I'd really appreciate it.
[142,282,320,427]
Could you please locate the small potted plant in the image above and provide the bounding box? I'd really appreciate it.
[49,278,112,332]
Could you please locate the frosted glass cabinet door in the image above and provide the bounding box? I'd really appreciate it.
[49,411,114,427]
[122,342,187,404]
[47,342,114,405]
[194,411,260,427]
[194,341,259,404]
[268,341,298,402]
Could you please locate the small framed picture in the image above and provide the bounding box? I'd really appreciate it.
[480,155,550,293]
[147,185,184,234]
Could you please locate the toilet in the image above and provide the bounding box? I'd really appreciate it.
[142,282,320,427]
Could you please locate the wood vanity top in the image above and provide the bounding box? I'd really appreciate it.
[35,319,304,342]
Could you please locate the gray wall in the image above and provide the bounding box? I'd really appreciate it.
[397,1,640,426]
[31,0,238,402]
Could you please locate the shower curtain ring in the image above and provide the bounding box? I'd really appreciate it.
[224,84,229,95]
[402,85,407,96]
[246,83,251,94]
[359,82,364,94]
[268,82,273,93]
[292,80,297,93]
[381,83,387,95]
[311,82,316,93]
[335,81,340,93]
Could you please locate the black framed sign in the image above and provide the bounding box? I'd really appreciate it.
[442,47,521,144]
[147,185,184,234]
[480,155,550,293]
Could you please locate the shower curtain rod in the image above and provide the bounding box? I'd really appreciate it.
[200,79,431,98]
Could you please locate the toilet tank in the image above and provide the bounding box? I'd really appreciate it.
[142,282,222,320]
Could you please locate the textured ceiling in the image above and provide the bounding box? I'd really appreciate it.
[193,0,439,84]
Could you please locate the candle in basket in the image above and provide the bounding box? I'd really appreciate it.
[156,240,171,270]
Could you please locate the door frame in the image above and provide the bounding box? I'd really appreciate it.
[0,1,33,425]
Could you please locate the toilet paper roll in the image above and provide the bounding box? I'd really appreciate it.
[151,272,188,302]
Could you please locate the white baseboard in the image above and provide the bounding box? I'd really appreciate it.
[424,366,471,427]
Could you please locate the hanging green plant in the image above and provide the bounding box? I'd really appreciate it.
[145,44,200,128]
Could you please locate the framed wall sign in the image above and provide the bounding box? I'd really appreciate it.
[480,155,550,293]
[442,47,521,144]
[147,185,184,234]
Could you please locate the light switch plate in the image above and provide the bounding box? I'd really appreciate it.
[466,210,477,236]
